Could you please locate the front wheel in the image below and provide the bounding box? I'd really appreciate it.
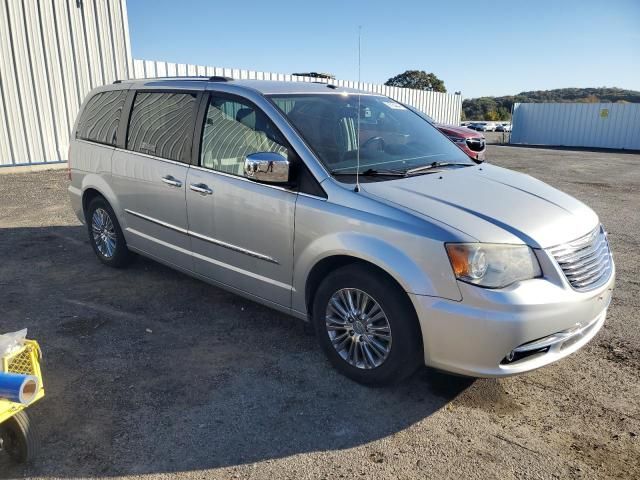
[0,411,39,463]
[312,264,422,386]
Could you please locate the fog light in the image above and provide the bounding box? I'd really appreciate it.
[506,350,515,362]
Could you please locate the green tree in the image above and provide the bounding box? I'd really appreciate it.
[497,106,511,120]
[385,70,446,93]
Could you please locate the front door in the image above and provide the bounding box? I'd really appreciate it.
[186,93,296,307]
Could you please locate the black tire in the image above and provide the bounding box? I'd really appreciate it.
[85,196,133,268]
[312,263,422,386]
[0,410,39,463]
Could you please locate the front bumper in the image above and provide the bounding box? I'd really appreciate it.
[409,259,615,377]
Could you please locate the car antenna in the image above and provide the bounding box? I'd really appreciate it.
[355,26,362,193]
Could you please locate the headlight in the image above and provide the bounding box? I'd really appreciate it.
[448,136,466,144]
[445,243,541,288]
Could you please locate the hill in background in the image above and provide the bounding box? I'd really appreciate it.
[462,87,640,121]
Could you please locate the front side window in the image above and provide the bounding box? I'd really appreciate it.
[200,95,288,176]
[76,90,127,146]
[270,94,472,177]
[127,92,197,162]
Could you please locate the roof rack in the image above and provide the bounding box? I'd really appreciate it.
[112,76,234,84]
[310,81,339,90]
[293,72,335,80]
[208,76,233,82]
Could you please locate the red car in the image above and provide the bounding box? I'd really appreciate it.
[406,106,486,162]
[435,124,486,162]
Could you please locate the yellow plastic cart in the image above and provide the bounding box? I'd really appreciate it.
[0,340,44,463]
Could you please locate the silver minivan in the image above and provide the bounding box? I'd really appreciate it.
[68,78,615,385]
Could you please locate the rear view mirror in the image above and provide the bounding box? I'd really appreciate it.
[244,152,290,184]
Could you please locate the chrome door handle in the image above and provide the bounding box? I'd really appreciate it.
[161,175,182,187]
[190,183,213,195]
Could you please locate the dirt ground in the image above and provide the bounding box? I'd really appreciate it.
[484,131,511,144]
[0,145,639,479]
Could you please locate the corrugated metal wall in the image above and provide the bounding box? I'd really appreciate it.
[0,0,132,166]
[132,59,463,126]
[511,103,640,150]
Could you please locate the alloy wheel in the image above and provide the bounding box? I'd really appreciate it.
[91,208,117,258]
[325,288,392,369]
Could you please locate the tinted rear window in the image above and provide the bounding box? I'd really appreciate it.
[126,92,197,162]
[76,90,127,146]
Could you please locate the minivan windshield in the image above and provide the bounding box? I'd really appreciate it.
[269,94,472,178]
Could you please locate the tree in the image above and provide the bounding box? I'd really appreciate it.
[385,70,446,93]
[581,94,600,103]
[462,87,640,120]
[497,106,511,120]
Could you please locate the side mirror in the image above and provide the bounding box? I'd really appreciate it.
[244,152,290,184]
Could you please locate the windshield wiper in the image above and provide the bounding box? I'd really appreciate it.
[405,162,472,176]
[331,162,471,177]
[331,167,407,177]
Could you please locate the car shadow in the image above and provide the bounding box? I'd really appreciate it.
[0,225,474,477]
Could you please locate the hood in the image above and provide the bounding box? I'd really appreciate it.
[361,164,598,248]
[436,124,482,139]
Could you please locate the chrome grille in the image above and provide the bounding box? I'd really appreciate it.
[548,225,612,291]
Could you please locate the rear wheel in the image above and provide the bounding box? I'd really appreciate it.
[312,264,422,386]
[86,196,133,268]
[0,411,38,463]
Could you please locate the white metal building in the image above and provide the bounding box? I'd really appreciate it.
[0,0,463,168]
[0,0,132,167]
[511,102,640,150]
[131,59,463,126]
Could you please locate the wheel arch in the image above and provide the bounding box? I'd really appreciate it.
[82,188,104,218]
[304,254,425,361]
[79,175,123,226]
[294,231,446,315]
[305,255,409,317]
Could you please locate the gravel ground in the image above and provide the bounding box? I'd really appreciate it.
[0,145,639,479]
[484,131,511,144]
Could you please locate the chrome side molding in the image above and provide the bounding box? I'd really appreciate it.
[124,209,279,264]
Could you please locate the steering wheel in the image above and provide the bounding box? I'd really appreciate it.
[362,136,385,151]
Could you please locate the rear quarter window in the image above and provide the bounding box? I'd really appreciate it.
[76,90,127,146]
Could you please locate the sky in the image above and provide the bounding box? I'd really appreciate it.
[127,0,640,99]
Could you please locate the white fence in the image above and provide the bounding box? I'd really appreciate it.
[132,59,463,126]
[511,103,640,150]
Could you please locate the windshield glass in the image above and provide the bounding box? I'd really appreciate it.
[269,94,472,175]
[405,106,435,124]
